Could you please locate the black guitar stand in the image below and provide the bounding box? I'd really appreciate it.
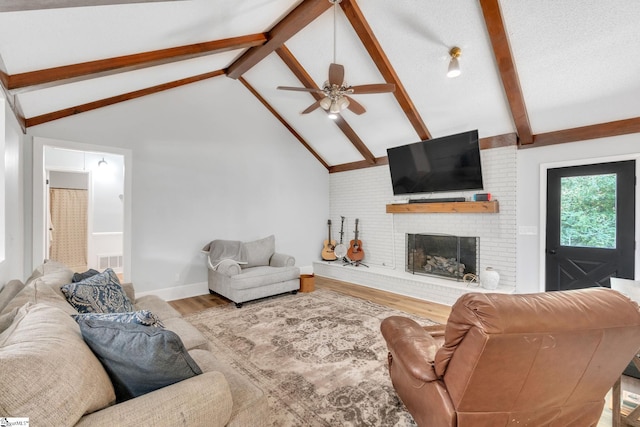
[343,257,368,268]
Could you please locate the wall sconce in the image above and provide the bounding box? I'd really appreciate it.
[447,47,462,78]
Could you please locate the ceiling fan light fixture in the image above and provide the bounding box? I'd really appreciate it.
[447,46,462,78]
[329,99,342,114]
[327,113,339,120]
[337,96,350,110]
[320,97,332,110]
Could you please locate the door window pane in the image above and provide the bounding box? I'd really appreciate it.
[560,174,616,249]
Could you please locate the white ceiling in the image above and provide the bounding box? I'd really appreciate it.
[1,0,639,169]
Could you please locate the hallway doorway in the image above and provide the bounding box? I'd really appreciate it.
[33,137,131,281]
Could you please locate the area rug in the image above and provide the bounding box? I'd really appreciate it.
[185,289,437,426]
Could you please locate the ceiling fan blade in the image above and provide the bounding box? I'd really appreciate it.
[301,99,323,114]
[328,63,344,86]
[345,96,366,115]
[349,83,396,94]
[277,86,324,93]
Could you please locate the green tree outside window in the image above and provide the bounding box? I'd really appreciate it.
[560,174,616,249]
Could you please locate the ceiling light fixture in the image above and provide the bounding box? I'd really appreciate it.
[447,47,462,78]
[98,157,108,167]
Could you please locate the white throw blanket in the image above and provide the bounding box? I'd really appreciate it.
[202,240,247,270]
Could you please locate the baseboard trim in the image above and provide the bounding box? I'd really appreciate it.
[136,281,209,301]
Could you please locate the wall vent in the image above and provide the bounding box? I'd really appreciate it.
[97,254,123,271]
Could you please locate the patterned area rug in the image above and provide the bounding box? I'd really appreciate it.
[185,289,437,427]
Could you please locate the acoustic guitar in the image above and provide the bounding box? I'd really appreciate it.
[347,218,364,261]
[321,219,337,261]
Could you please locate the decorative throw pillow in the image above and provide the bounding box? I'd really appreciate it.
[73,310,164,328]
[242,235,275,268]
[61,268,135,314]
[72,269,100,283]
[77,318,202,402]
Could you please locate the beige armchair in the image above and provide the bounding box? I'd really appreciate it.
[381,288,640,426]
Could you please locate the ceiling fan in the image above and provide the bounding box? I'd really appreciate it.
[277,0,395,118]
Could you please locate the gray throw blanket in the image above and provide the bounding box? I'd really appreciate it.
[202,240,247,269]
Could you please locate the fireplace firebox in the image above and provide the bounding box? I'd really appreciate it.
[406,234,479,281]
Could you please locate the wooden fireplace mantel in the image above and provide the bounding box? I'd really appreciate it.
[386,201,499,214]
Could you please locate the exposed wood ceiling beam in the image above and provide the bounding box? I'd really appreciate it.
[25,69,225,128]
[276,45,377,164]
[479,132,517,149]
[0,0,185,12]
[5,34,266,91]
[479,0,533,145]
[340,0,430,141]
[528,117,640,148]
[226,0,332,79]
[329,157,388,174]
[238,76,330,170]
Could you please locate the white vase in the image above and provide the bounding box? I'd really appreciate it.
[482,267,500,290]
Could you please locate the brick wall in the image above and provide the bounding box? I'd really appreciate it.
[325,145,517,300]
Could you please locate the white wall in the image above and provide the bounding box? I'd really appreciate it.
[27,76,329,296]
[517,134,640,293]
[328,145,518,292]
[0,100,26,284]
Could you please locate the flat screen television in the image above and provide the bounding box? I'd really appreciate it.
[387,130,483,196]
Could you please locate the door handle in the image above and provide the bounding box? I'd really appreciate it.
[548,249,557,255]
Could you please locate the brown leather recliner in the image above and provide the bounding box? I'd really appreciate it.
[381,288,640,427]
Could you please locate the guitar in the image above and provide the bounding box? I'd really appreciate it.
[347,218,364,261]
[321,219,337,261]
[334,216,348,259]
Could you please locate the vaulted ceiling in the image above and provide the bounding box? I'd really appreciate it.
[1,0,639,172]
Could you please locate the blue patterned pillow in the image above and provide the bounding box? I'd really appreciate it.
[73,310,164,328]
[61,268,135,314]
[77,318,202,402]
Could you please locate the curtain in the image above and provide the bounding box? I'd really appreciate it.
[49,188,88,269]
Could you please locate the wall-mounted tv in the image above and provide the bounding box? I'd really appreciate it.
[387,130,483,196]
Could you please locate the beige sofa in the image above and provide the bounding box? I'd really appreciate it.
[0,261,268,426]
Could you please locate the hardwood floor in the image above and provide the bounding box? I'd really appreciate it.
[169,276,452,323]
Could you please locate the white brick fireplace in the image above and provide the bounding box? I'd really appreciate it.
[315,145,517,306]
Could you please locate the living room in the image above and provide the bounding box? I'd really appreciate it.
[1,1,640,425]
[1,0,639,300]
